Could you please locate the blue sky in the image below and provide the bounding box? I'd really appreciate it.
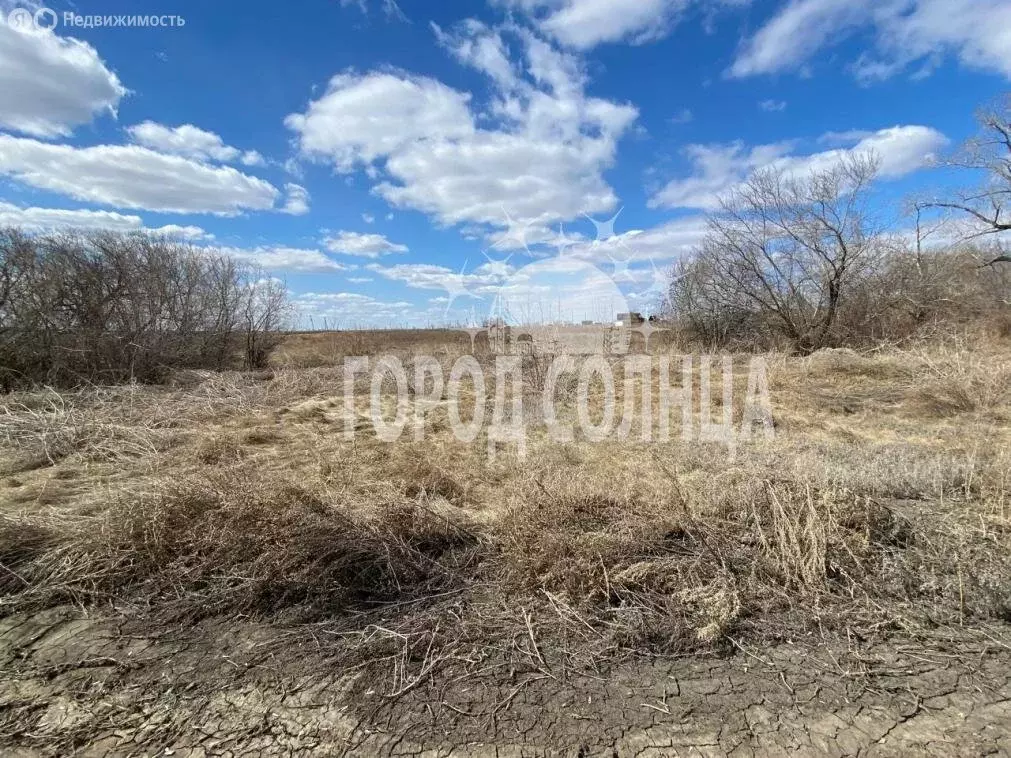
[0,0,1008,327]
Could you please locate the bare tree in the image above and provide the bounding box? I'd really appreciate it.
[669,154,883,353]
[242,275,290,369]
[926,97,1011,264]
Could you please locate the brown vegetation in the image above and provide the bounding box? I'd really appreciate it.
[665,110,1011,353]
[0,229,288,389]
[0,326,1008,753]
[1,100,1010,751]
[1,335,1008,653]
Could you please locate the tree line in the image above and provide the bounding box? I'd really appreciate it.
[664,99,1011,353]
[0,229,289,389]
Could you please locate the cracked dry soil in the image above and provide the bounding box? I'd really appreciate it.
[2,608,1009,756]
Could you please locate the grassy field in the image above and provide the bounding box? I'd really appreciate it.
[1,329,1010,754]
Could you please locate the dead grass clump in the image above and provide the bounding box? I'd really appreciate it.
[495,485,746,651]
[498,487,681,600]
[803,348,913,380]
[240,427,284,445]
[911,375,1010,417]
[910,381,973,417]
[746,482,896,594]
[494,473,917,652]
[614,572,742,647]
[0,387,166,472]
[977,449,1010,520]
[782,441,978,501]
[192,434,246,465]
[403,459,469,504]
[373,442,482,506]
[0,450,54,475]
[0,517,56,595]
[874,498,1011,626]
[266,367,344,404]
[906,349,1011,417]
[0,391,88,470]
[0,471,482,619]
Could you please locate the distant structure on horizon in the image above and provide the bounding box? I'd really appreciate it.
[616,312,645,326]
[485,321,633,356]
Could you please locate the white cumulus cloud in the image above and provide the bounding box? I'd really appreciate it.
[285,71,475,171]
[281,183,311,215]
[730,0,1011,81]
[366,261,501,292]
[0,24,126,138]
[0,201,211,239]
[323,231,408,257]
[126,121,265,166]
[650,125,947,210]
[210,245,352,273]
[0,135,281,215]
[287,25,637,242]
[496,0,742,50]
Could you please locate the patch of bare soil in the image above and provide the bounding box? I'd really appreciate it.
[1,608,1009,757]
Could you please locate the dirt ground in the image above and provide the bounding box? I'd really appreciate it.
[2,608,1009,756]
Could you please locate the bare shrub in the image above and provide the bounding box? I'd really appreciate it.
[662,122,1011,351]
[0,228,290,388]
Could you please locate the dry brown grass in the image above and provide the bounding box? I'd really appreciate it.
[274,329,476,368]
[909,349,1011,418]
[0,470,481,619]
[0,331,1009,675]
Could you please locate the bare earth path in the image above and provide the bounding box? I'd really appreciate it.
[2,608,1009,756]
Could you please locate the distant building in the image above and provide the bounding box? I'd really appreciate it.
[617,312,645,325]
[487,323,512,353]
[486,322,631,355]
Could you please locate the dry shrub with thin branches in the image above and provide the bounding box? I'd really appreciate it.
[0,228,290,388]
